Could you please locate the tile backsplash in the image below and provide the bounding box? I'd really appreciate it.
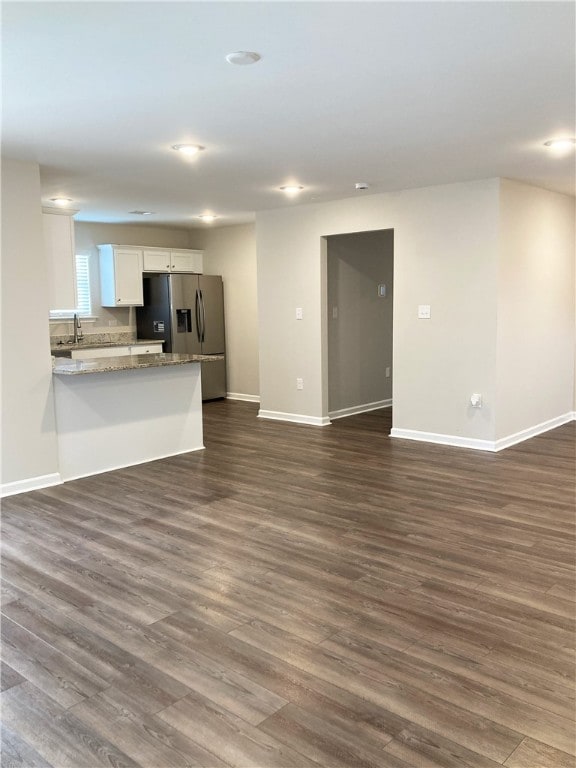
[50,323,136,346]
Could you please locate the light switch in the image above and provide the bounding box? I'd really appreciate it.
[296,307,303,320]
[418,304,431,319]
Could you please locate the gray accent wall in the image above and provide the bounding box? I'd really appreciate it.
[327,230,393,414]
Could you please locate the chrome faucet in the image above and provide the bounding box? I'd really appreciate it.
[73,313,83,343]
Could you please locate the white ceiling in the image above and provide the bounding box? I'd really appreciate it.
[3,1,575,228]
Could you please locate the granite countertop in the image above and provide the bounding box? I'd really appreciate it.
[53,353,224,376]
[51,338,163,353]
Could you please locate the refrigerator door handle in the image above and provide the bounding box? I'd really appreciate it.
[195,289,202,343]
[199,289,206,343]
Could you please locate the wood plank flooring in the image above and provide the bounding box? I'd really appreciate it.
[1,401,575,768]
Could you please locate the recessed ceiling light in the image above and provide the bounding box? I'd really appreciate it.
[171,144,205,156]
[129,210,155,215]
[226,51,261,66]
[50,197,73,205]
[279,185,304,195]
[197,214,218,223]
[543,138,576,150]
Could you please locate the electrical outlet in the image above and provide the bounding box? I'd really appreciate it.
[418,304,431,319]
[470,393,482,408]
[296,377,304,390]
[332,306,338,319]
[296,307,303,320]
[385,366,391,378]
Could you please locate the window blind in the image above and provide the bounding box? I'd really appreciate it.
[74,254,91,315]
[49,254,92,318]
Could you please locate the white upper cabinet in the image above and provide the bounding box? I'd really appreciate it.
[142,249,171,272]
[169,249,203,273]
[98,245,144,306]
[43,207,78,311]
[142,247,203,273]
[99,245,204,307]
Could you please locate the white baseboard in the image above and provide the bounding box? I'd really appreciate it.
[226,392,260,403]
[494,411,575,451]
[0,472,62,498]
[258,410,331,427]
[391,411,576,453]
[329,399,392,420]
[61,445,205,483]
[1,446,207,497]
[390,428,496,452]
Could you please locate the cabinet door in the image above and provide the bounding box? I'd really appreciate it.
[170,250,203,273]
[143,250,171,272]
[114,249,143,305]
[71,346,130,359]
[129,344,163,355]
[43,210,77,311]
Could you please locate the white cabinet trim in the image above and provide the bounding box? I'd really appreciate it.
[44,208,79,312]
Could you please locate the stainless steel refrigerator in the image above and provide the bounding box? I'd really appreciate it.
[136,273,226,400]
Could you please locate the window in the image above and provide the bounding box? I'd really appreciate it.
[49,254,92,319]
[74,254,91,315]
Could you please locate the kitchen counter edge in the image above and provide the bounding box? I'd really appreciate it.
[51,338,163,353]
[53,353,224,376]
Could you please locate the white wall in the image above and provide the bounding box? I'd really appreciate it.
[257,179,501,441]
[496,180,575,439]
[392,182,500,441]
[1,158,60,493]
[202,224,259,399]
[257,206,334,422]
[327,230,394,413]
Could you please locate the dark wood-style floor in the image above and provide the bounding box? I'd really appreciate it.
[1,401,575,768]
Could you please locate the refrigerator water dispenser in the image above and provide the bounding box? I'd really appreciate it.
[176,308,192,333]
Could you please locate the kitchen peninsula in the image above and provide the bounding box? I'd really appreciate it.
[52,352,223,481]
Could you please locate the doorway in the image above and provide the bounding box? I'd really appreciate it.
[325,229,394,429]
